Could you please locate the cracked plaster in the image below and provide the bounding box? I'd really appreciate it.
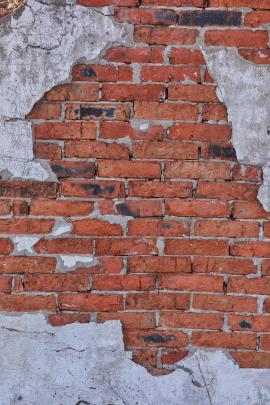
[203,46,270,211]
[0,0,131,181]
[0,314,270,404]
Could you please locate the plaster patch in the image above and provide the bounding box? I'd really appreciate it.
[51,219,73,237]
[0,314,270,404]
[12,236,40,254]
[203,47,270,211]
[57,254,95,272]
[0,0,131,180]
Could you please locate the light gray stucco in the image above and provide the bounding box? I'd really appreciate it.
[0,0,131,181]
[0,314,270,405]
[203,46,270,211]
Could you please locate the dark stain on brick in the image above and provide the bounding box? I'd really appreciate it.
[209,144,236,159]
[116,203,134,217]
[239,320,252,329]
[81,183,102,196]
[82,67,97,79]
[142,334,176,343]
[161,222,171,229]
[80,107,115,119]
[51,163,95,179]
[154,11,177,24]
[104,185,116,194]
[179,10,241,27]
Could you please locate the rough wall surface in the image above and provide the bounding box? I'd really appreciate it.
[1,0,270,402]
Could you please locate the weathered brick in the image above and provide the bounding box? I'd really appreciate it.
[193,294,257,313]
[166,199,229,218]
[50,161,96,178]
[96,238,158,255]
[165,161,230,180]
[60,180,125,198]
[34,238,93,254]
[168,123,231,142]
[195,220,259,238]
[128,218,190,236]
[124,329,188,348]
[0,295,56,311]
[0,256,56,274]
[141,66,200,82]
[92,274,155,291]
[65,140,129,159]
[126,292,190,310]
[115,8,177,25]
[179,10,241,26]
[133,141,198,160]
[205,29,269,48]
[192,332,256,350]
[72,219,123,236]
[159,311,224,329]
[159,274,224,291]
[30,200,93,217]
[134,101,198,120]
[59,294,124,311]
[129,181,192,198]
[98,160,161,179]
[23,274,90,292]
[105,46,164,64]
[134,27,199,45]
[193,257,256,275]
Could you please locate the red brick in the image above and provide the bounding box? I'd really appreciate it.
[228,277,270,294]
[0,180,56,199]
[0,219,54,234]
[102,84,165,101]
[134,27,198,45]
[30,200,93,217]
[0,295,56,311]
[231,242,270,258]
[262,261,270,276]
[100,122,164,141]
[50,161,96,179]
[161,349,188,365]
[60,180,124,198]
[0,256,56,274]
[159,273,224,291]
[128,219,190,236]
[159,311,224,329]
[72,64,132,81]
[115,8,177,25]
[169,48,205,65]
[97,312,156,329]
[129,181,192,198]
[72,219,123,236]
[34,122,96,140]
[142,0,203,5]
[23,274,90,292]
[79,257,123,275]
[133,141,198,160]
[124,329,188,347]
[134,101,198,120]
[48,313,91,327]
[105,46,164,64]
[92,274,155,291]
[179,10,241,26]
[229,315,270,332]
[141,66,200,82]
[77,0,137,6]
[59,294,124,311]
[99,200,163,217]
[168,84,218,102]
[166,161,230,180]
[202,103,227,120]
[0,200,10,215]
[27,102,61,120]
[126,293,190,310]
[0,238,13,255]
[133,349,158,368]
[46,83,99,101]
[128,256,192,273]
[98,160,161,179]
[205,29,269,48]
[233,164,262,182]
[239,49,270,64]
[34,142,62,160]
[168,123,231,142]
[193,257,256,275]
[65,140,129,159]
[96,238,158,256]
[193,294,257,313]
[166,199,229,218]
[195,220,259,238]
[0,276,12,292]
[232,201,270,219]
[192,332,256,350]
[34,238,93,254]
[196,182,258,201]
[209,0,270,7]
[259,335,270,350]
[12,200,29,217]
[263,222,270,237]
[245,11,270,27]
[231,352,270,369]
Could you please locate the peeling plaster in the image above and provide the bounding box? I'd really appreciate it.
[203,46,270,211]
[57,254,95,272]
[0,314,270,404]
[12,235,40,254]
[0,0,132,181]
[51,219,73,237]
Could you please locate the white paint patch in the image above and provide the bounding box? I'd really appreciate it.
[0,314,270,404]
[12,236,40,254]
[51,219,73,237]
[57,254,95,272]
[0,0,131,181]
[203,46,270,211]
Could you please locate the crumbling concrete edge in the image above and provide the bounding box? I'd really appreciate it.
[0,0,132,181]
[203,44,270,211]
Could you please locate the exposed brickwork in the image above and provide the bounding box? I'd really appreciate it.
[0,0,270,373]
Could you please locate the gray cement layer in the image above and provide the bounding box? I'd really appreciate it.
[203,46,270,211]
[0,313,270,404]
[0,0,131,181]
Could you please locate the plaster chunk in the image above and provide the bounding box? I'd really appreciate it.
[0,0,131,181]
[12,236,40,254]
[203,46,270,211]
[1,314,270,404]
[57,254,95,272]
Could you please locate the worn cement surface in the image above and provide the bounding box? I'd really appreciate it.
[0,313,269,404]
[203,46,270,211]
[0,0,131,181]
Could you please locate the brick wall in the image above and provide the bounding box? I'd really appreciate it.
[0,0,270,373]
